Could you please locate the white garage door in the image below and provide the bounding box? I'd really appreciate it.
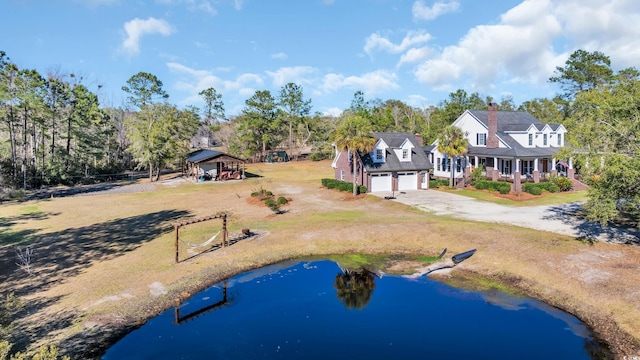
[370,173,392,192]
[398,172,418,191]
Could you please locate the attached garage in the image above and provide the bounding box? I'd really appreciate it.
[398,172,418,191]
[370,173,392,192]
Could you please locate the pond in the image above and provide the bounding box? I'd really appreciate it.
[103,260,605,359]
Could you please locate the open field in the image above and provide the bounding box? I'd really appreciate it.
[1,160,639,359]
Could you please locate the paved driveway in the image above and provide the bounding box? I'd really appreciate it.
[372,190,639,245]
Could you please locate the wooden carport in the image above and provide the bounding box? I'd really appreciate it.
[185,149,246,181]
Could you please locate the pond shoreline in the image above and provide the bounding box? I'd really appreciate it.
[71,252,633,359]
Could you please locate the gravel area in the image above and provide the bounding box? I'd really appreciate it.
[373,190,639,245]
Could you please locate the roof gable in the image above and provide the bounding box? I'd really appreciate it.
[361,132,432,172]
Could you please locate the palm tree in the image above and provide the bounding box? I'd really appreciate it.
[437,125,468,187]
[334,115,376,195]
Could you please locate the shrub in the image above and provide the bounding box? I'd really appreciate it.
[251,187,273,200]
[309,150,332,161]
[277,196,288,205]
[474,180,510,194]
[321,178,341,190]
[496,182,511,194]
[429,179,449,188]
[474,180,490,190]
[470,166,485,185]
[538,181,560,193]
[321,179,362,194]
[523,183,543,195]
[264,198,280,213]
[551,176,573,191]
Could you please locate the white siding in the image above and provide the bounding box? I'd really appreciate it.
[371,139,388,163]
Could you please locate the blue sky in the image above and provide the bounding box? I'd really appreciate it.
[2,0,640,117]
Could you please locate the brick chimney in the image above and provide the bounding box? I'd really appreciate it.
[487,102,499,148]
[414,133,423,146]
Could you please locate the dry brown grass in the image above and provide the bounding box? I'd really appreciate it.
[1,159,639,358]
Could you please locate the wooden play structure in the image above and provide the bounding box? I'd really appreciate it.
[173,212,228,263]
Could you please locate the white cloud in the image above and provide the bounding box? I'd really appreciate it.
[413,0,562,90]
[166,62,263,107]
[323,0,336,5]
[266,66,317,87]
[398,47,431,66]
[364,30,432,55]
[155,0,217,15]
[121,17,175,55]
[233,0,244,10]
[320,70,399,95]
[412,0,460,21]
[550,0,640,68]
[271,52,288,60]
[194,1,217,15]
[412,0,640,93]
[322,107,342,117]
[405,94,431,108]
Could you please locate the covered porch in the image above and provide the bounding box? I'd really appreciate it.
[185,149,246,182]
[464,155,574,191]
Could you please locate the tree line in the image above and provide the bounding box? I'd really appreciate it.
[1,49,639,225]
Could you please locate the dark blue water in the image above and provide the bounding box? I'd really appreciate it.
[103,260,601,359]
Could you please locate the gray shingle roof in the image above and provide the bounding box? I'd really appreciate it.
[462,110,563,158]
[468,110,560,132]
[361,132,432,172]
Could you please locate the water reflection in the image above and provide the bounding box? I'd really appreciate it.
[334,269,376,309]
[174,281,229,324]
[103,260,606,360]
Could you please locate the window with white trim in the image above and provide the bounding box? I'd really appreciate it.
[402,149,408,159]
[557,133,562,146]
[477,133,486,146]
[543,134,548,146]
[340,170,345,181]
[376,149,383,161]
[528,134,533,146]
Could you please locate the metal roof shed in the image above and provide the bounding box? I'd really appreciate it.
[186,149,246,181]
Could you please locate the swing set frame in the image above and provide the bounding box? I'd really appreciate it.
[173,212,228,263]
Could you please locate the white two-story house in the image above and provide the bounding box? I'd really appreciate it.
[430,103,571,191]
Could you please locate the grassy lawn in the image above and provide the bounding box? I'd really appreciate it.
[435,186,589,206]
[0,160,638,358]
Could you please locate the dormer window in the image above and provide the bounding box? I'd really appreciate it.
[402,149,408,159]
[477,133,486,146]
[557,133,562,146]
[376,149,383,161]
[543,134,548,146]
[528,134,533,146]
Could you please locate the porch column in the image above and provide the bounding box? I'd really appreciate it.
[485,157,494,180]
[492,157,499,181]
[514,158,522,193]
[533,157,540,183]
[551,157,558,177]
[464,155,471,186]
[567,157,575,179]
